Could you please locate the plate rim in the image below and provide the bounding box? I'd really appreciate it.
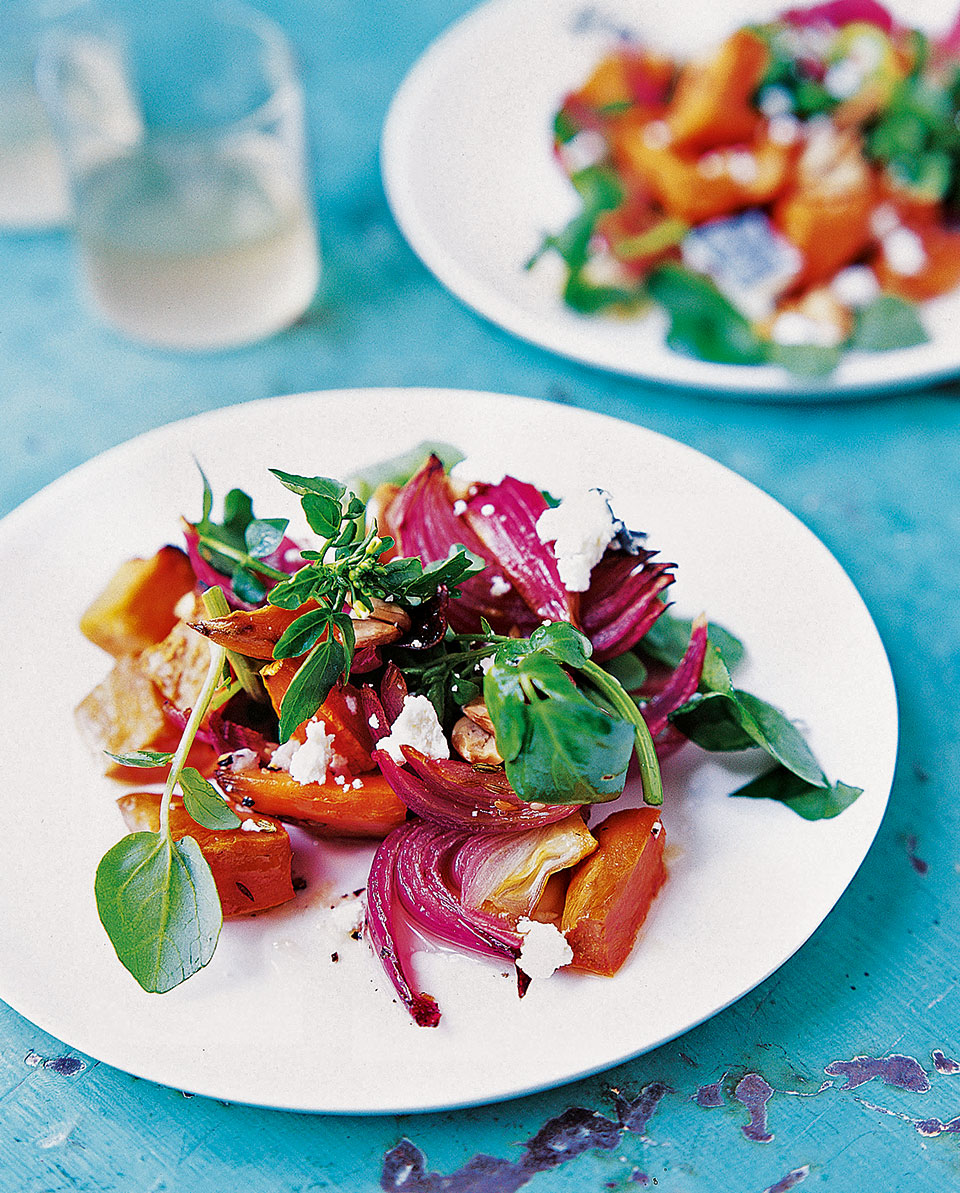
[0,387,899,1113]
[381,0,959,400]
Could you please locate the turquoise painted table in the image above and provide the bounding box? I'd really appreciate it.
[2,2,959,1188]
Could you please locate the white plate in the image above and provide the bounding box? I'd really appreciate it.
[0,388,896,1112]
[383,0,959,398]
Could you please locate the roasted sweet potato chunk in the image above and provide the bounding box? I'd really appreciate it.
[116,792,294,917]
[80,546,195,657]
[75,656,215,778]
[218,767,407,837]
[666,30,768,149]
[561,806,666,976]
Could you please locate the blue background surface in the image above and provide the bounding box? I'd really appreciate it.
[1,1,959,1189]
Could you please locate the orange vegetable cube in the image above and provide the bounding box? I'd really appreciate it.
[217,767,407,838]
[561,806,666,976]
[617,126,793,224]
[774,187,876,289]
[666,30,768,150]
[75,656,214,778]
[116,792,295,917]
[80,546,195,657]
[873,224,960,302]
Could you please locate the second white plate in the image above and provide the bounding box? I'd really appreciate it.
[0,388,896,1112]
[383,0,960,398]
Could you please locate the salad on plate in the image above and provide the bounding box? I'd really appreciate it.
[76,446,861,1025]
[535,0,960,375]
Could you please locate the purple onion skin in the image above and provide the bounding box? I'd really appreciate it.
[383,456,537,634]
[366,822,442,1028]
[380,662,409,724]
[643,619,709,738]
[463,478,576,625]
[375,748,575,833]
[381,456,677,656]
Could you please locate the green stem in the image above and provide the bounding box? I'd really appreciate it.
[198,538,288,581]
[159,636,226,838]
[201,585,266,702]
[581,659,664,807]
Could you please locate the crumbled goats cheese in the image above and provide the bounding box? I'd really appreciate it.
[478,655,495,674]
[883,227,926,277]
[227,748,260,773]
[535,488,617,592]
[516,918,573,980]
[489,574,511,597]
[270,719,336,786]
[830,264,880,308]
[449,456,507,488]
[377,695,450,763]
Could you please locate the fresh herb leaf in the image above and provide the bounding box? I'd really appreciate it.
[768,343,844,378]
[529,165,624,274]
[485,651,634,804]
[191,474,288,601]
[732,767,863,820]
[602,650,648,693]
[268,470,345,501]
[244,518,288,560]
[179,768,241,830]
[647,265,767,365]
[273,606,333,660]
[483,622,663,806]
[850,295,928,353]
[95,593,231,994]
[278,636,346,741]
[105,749,175,768]
[641,610,744,674]
[94,832,221,993]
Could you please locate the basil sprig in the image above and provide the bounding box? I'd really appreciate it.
[484,623,663,807]
[265,471,485,739]
[668,642,862,819]
[94,589,240,993]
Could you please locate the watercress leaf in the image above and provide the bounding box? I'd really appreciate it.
[232,566,266,605]
[768,342,843,378]
[504,686,634,805]
[269,470,345,501]
[267,570,320,609]
[94,832,221,994]
[850,294,928,352]
[301,493,342,538]
[700,641,735,695]
[222,488,255,537]
[647,264,767,365]
[641,611,744,673]
[732,766,863,820]
[563,272,646,315]
[529,621,593,668]
[274,607,332,659]
[244,518,288,559]
[602,651,648,693]
[278,637,345,740]
[670,687,827,788]
[399,547,486,601]
[180,768,241,830]
[483,662,526,762]
[199,466,213,524]
[735,691,826,787]
[669,691,758,751]
[105,749,174,768]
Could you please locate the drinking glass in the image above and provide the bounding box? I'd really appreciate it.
[37,0,320,349]
[0,1,75,230]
